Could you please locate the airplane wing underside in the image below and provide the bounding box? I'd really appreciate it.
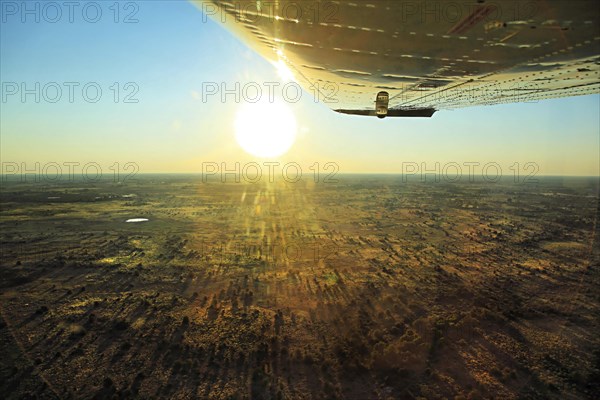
[193,0,600,117]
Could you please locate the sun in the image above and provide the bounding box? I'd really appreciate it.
[234,99,297,158]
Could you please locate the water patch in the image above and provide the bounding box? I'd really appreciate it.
[125,218,149,223]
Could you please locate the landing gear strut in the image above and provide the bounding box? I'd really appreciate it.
[376,91,389,119]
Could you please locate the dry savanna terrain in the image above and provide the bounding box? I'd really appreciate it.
[1,175,599,399]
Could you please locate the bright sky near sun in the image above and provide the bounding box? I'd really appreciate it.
[1,1,598,176]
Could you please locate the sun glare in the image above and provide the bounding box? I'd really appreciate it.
[234,100,298,158]
[274,59,295,81]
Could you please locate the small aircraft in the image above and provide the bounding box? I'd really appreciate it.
[195,0,600,118]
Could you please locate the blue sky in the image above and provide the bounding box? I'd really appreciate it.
[1,0,598,175]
